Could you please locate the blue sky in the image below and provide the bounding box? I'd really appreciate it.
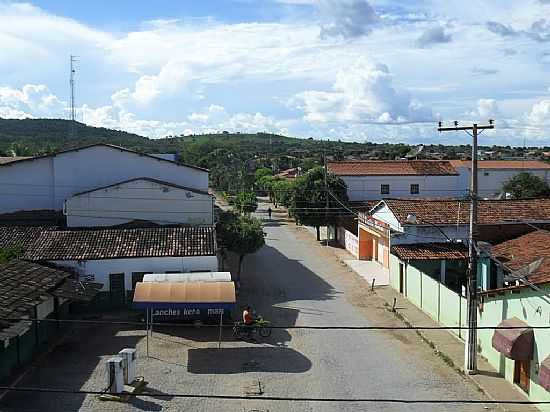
[1,0,550,145]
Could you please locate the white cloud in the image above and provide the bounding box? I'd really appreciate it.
[317,0,378,38]
[0,84,65,117]
[415,25,452,48]
[468,99,499,118]
[527,99,550,125]
[294,58,432,124]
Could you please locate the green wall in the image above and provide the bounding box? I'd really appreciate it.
[478,286,550,408]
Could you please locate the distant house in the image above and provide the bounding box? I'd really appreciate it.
[0,144,208,214]
[64,177,214,227]
[328,159,550,201]
[276,168,300,180]
[450,160,550,198]
[327,160,462,201]
[0,259,100,381]
[22,226,218,307]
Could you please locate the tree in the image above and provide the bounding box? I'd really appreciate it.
[0,246,23,264]
[217,211,265,283]
[502,172,550,198]
[290,167,348,241]
[234,191,258,215]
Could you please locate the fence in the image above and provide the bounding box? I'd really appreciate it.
[403,264,467,339]
[337,227,359,259]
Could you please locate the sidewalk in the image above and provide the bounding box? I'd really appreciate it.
[327,244,537,412]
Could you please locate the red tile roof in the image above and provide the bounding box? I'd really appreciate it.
[491,230,550,286]
[391,242,468,261]
[24,226,216,261]
[327,160,458,176]
[378,198,550,226]
[0,226,57,250]
[450,160,550,170]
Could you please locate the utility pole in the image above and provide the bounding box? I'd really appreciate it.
[69,55,78,139]
[324,140,329,246]
[438,120,494,374]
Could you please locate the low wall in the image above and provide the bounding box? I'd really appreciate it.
[400,261,466,339]
[337,227,359,259]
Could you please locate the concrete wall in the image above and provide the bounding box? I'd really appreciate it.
[340,175,463,201]
[0,157,55,211]
[392,257,467,339]
[65,179,214,227]
[0,145,209,213]
[52,256,219,291]
[337,226,359,258]
[478,287,550,407]
[390,225,469,245]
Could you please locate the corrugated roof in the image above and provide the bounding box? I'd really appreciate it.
[327,160,458,176]
[379,198,550,226]
[24,226,217,261]
[450,160,550,170]
[391,242,468,261]
[133,281,235,305]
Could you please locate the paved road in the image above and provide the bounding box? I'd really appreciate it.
[231,202,491,411]
[0,201,491,412]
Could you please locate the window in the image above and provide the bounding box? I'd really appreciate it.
[484,171,490,176]
[380,184,390,195]
[131,272,146,290]
[410,184,419,195]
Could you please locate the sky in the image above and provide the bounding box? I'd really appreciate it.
[1,0,550,146]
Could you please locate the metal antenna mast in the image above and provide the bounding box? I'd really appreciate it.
[438,119,495,375]
[69,55,78,139]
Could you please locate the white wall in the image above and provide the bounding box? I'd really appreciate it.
[53,256,219,291]
[65,179,214,227]
[390,225,469,245]
[340,175,463,201]
[0,157,55,211]
[0,145,209,213]
[456,166,550,198]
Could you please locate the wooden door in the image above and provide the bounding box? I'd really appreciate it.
[109,273,126,306]
[514,360,530,393]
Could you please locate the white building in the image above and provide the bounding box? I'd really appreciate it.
[23,226,219,303]
[64,177,214,227]
[328,159,550,201]
[327,160,463,201]
[450,160,550,198]
[0,144,209,214]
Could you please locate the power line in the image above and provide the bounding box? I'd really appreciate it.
[0,386,546,405]
[1,317,548,330]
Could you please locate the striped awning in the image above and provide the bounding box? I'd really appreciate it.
[132,281,236,310]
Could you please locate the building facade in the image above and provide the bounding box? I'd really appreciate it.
[0,144,209,213]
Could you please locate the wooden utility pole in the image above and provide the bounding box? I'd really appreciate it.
[437,120,494,374]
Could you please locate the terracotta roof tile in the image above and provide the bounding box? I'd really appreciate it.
[449,160,550,170]
[379,198,550,225]
[0,226,57,250]
[391,242,468,261]
[23,226,217,261]
[491,230,550,286]
[327,160,458,176]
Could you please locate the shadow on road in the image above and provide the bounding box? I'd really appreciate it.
[187,347,312,374]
